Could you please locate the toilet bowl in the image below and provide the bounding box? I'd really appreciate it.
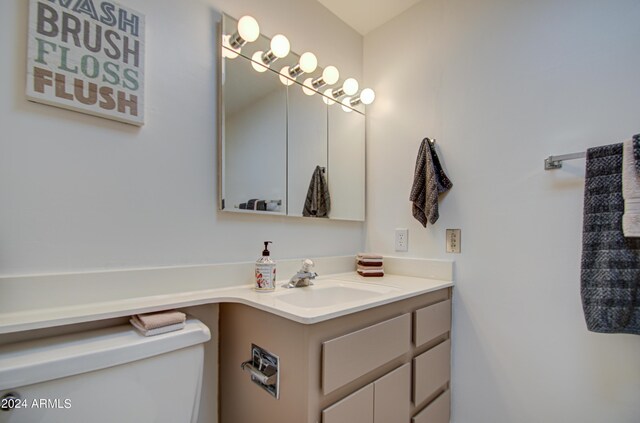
[0,318,210,423]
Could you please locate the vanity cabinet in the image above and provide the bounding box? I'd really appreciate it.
[219,288,452,423]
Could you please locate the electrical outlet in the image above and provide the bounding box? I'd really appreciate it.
[395,228,408,252]
[446,229,461,253]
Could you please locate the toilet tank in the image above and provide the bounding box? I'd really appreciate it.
[0,318,211,423]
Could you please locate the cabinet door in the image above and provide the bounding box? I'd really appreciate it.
[374,363,411,423]
[322,384,374,423]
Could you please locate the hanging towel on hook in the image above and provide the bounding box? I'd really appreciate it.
[581,143,640,335]
[410,138,453,227]
[303,165,331,218]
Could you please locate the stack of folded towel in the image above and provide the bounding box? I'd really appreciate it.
[130,310,186,337]
[357,253,384,277]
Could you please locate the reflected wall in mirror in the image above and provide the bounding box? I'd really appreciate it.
[287,87,328,217]
[218,13,365,221]
[223,55,287,214]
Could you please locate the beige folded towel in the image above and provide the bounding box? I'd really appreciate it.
[357,253,383,260]
[133,310,186,330]
[130,319,185,337]
[622,139,640,237]
[357,267,384,274]
[357,263,383,271]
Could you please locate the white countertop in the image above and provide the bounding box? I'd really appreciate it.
[0,272,452,334]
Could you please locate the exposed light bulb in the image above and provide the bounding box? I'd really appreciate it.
[251,51,268,72]
[299,52,318,73]
[360,88,375,105]
[341,97,353,113]
[322,66,339,85]
[237,16,260,42]
[302,78,316,96]
[270,34,290,58]
[279,66,294,86]
[322,88,336,105]
[222,35,240,59]
[343,78,359,96]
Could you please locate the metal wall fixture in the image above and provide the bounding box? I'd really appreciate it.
[222,14,376,113]
[240,344,280,399]
[544,151,586,170]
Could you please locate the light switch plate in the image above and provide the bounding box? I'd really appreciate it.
[446,229,461,253]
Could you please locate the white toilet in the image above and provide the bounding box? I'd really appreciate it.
[0,318,210,423]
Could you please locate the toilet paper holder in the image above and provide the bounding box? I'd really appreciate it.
[241,344,279,398]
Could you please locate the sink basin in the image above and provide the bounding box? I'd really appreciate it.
[274,280,399,309]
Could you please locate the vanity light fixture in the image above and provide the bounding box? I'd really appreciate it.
[228,15,260,49]
[223,14,377,110]
[266,34,291,61]
[223,15,259,59]
[312,66,339,89]
[287,52,318,79]
[341,88,375,112]
[306,65,339,97]
[250,34,291,72]
[279,52,317,86]
[323,77,358,105]
[350,88,376,106]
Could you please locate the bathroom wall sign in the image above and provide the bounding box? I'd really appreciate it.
[26,0,145,126]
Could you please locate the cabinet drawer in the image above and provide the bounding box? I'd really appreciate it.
[412,339,450,405]
[323,384,374,423]
[374,363,411,423]
[412,390,450,423]
[413,300,451,348]
[323,313,411,394]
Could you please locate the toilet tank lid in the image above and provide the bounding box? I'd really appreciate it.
[0,318,211,391]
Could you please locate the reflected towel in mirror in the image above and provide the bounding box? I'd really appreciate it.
[303,165,331,218]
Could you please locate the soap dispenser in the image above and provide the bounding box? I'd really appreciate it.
[255,241,276,291]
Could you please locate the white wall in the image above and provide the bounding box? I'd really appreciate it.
[364,0,640,422]
[0,0,364,276]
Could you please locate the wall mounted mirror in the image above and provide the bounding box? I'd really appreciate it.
[218,14,365,221]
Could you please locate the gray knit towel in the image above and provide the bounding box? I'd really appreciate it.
[581,143,640,335]
[303,165,330,218]
[409,138,453,227]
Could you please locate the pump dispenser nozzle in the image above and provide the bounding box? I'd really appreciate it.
[262,241,272,256]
